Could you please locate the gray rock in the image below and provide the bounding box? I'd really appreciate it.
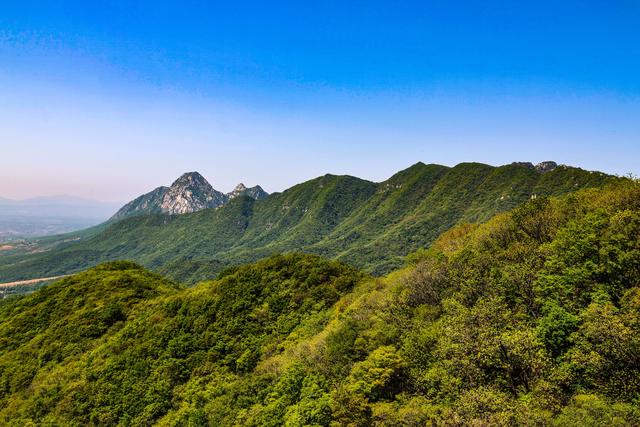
[535,161,558,173]
[110,173,269,221]
[227,183,269,201]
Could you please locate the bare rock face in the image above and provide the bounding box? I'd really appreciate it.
[161,172,227,215]
[535,161,558,173]
[227,183,248,199]
[110,173,269,221]
[227,183,269,201]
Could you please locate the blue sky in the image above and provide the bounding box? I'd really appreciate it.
[1,1,639,201]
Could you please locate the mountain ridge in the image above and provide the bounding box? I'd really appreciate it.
[0,161,617,284]
[0,180,638,425]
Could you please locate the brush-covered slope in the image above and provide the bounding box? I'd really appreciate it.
[0,162,614,284]
[314,162,619,273]
[0,180,638,425]
[0,261,181,421]
[0,254,362,425]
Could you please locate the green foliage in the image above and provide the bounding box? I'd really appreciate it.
[0,261,180,423]
[0,254,362,425]
[0,162,615,285]
[537,301,579,358]
[283,375,332,427]
[346,346,407,401]
[0,179,638,425]
[553,394,640,427]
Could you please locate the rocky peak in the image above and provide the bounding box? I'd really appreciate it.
[227,183,269,201]
[110,173,270,221]
[245,185,268,200]
[170,172,210,188]
[110,171,226,220]
[162,172,226,215]
[235,183,247,191]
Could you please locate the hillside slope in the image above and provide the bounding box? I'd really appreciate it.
[0,254,362,425]
[0,180,637,425]
[0,162,615,284]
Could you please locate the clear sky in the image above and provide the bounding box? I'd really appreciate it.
[1,1,639,202]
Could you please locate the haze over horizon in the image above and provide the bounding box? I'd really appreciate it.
[1,1,639,202]
[0,159,622,205]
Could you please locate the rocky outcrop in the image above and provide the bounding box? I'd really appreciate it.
[227,183,269,201]
[535,161,558,173]
[160,172,227,215]
[110,173,269,221]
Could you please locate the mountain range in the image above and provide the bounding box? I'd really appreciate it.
[0,178,637,425]
[0,161,615,284]
[110,172,268,220]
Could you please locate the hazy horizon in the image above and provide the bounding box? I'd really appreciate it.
[2,1,638,202]
[0,159,629,204]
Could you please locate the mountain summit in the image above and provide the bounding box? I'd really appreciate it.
[227,183,268,201]
[160,172,227,215]
[110,172,268,220]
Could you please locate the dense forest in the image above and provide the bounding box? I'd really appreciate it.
[0,179,638,425]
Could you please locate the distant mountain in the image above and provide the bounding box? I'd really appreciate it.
[0,196,120,219]
[110,172,226,220]
[227,183,269,201]
[110,172,268,220]
[0,161,617,283]
[0,196,120,240]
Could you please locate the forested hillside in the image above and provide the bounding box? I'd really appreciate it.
[0,162,614,284]
[0,179,637,425]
